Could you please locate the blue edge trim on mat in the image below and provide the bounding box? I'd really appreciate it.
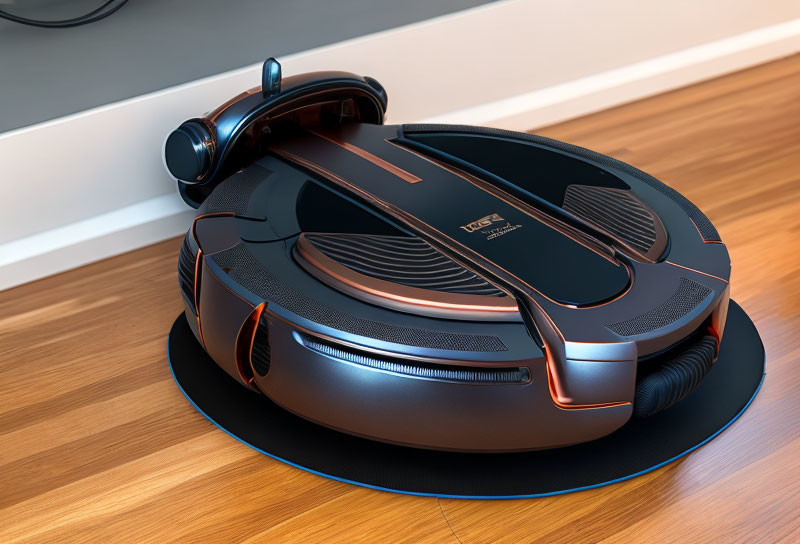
[167,337,765,500]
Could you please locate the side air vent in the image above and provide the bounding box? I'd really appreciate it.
[300,335,530,385]
[178,236,198,313]
[563,185,664,258]
[606,278,712,336]
[304,233,506,297]
[251,318,271,376]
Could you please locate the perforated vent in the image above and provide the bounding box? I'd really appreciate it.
[178,236,197,313]
[402,124,721,242]
[251,318,271,376]
[301,336,529,384]
[563,185,658,254]
[305,233,506,296]
[212,244,508,352]
[606,278,712,336]
[203,165,270,216]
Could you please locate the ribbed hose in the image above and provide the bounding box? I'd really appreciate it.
[634,335,718,418]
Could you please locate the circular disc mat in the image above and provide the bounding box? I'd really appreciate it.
[168,300,764,498]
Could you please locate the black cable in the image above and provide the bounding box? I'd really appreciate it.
[0,0,128,28]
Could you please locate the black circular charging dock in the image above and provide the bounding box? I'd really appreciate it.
[168,300,764,499]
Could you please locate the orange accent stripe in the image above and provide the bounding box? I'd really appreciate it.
[269,147,616,310]
[386,139,622,264]
[193,249,204,346]
[236,302,266,385]
[190,212,235,347]
[309,130,423,183]
[665,261,729,284]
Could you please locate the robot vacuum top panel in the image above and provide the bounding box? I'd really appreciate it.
[166,60,731,452]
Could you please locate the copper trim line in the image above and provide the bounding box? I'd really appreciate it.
[190,212,237,348]
[308,130,422,183]
[385,139,621,263]
[193,249,204,346]
[268,145,629,310]
[666,261,729,284]
[295,233,520,320]
[267,144,634,410]
[235,302,266,385]
[389,138,673,265]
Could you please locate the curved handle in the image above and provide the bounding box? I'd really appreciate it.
[165,57,388,208]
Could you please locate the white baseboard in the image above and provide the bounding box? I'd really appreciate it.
[0,195,195,290]
[2,0,799,291]
[427,17,800,129]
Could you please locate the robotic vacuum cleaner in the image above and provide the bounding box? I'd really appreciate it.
[164,59,731,452]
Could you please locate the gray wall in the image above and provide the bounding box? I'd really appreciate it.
[0,0,494,132]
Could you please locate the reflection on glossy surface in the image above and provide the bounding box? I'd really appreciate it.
[0,55,798,542]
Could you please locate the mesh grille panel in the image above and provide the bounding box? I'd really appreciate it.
[306,233,506,296]
[203,165,270,215]
[606,278,712,336]
[563,185,657,254]
[212,244,508,352]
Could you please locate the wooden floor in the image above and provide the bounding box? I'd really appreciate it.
[2,54,800,543]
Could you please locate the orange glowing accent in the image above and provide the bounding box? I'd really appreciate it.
[193,249,204,346]
[707,325,721,350]
[309,130,423,183]
[189,212,235,348]
[235,302,266,385]
[193,249,203,315]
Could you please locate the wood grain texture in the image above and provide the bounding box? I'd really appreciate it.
[2,54,799,543]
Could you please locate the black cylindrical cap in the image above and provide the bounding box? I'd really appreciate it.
[165,121,213,183]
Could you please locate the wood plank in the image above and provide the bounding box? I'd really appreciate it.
[2,53,799,542]
[440,53,800,543]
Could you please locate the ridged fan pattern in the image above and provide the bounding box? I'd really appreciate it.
[563,185,657,254]
[305,233,505,296]
[302,336,530,384]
